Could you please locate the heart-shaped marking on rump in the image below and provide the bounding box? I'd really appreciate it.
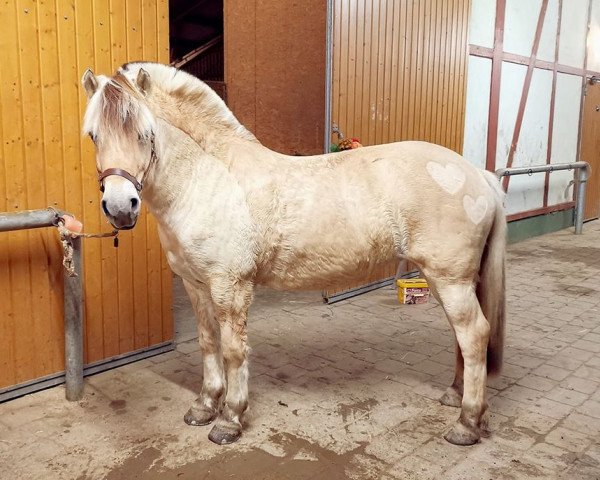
[463,195,488,225]
[426,162,466,195]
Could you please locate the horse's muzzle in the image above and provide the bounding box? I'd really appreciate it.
[109,215,138,230]
[104,211,138,230]
[101,194,141,230]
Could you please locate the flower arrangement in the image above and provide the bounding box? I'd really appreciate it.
[330,123,363,152]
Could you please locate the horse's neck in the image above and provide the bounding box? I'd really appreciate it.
[149,87,262,163]
[143,120,218,218]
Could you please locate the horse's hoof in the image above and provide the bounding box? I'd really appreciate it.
[444,422,480,446]
[440,387,462,408]
[208,423,242,445]
[184,407,217,426]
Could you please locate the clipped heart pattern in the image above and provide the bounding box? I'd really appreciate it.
[463,195,488,225]
[426,161,466,195]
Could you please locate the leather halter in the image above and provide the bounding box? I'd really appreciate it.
[98,168,142,192]
[98,135,157,194]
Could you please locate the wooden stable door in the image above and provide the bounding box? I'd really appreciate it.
[582,80,600,221]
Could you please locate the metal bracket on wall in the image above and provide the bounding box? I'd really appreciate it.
[496,161,590,234]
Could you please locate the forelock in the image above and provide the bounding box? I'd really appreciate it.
[83,74,155,142]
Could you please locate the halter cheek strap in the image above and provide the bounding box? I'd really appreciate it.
[98,168,143,192]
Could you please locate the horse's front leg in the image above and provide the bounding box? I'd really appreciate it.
[208,281,253,445]
[182,280,225,426]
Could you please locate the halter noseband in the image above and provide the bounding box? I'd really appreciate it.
[98,135,157,194]
[98,168,142,192]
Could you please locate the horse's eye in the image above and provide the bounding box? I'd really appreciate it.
[89,132,97,143]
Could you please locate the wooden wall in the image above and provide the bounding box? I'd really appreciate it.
[224,0,328,155]
[0,0,172,391]
[327,0,470,298]
[332,0,470,150]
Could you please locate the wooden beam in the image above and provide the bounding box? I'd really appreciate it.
[502,0,549,191]
[469,45,594,77]
[506,201,575,222]
[543,0,562,208]
[485,0,506,171]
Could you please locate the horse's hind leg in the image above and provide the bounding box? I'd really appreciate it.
[182,280,224,426]
[433,280,490,445]
[440,341,464,408]
[208,281,253,445]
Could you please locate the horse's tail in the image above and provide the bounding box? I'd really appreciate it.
[477,171,507,376]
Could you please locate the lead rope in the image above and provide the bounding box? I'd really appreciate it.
[50,208,119,277]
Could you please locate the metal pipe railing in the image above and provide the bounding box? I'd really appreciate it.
[495,161,590,234]
[0,208,83,401]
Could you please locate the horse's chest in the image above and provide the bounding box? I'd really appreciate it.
[157,226,204,282]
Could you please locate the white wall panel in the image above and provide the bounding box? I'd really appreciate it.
[504,0,542,57]
[469,0,497,48]
[548,73,583,205]
[498,66,553,214]
[558,0,589,68]
[463,56,492,168]
[587,0,600,71]
[538,0,560,62]
[496,62,527,171]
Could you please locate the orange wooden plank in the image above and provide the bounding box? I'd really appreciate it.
[93,0,121,359]
[19,0,54,379]
[35,0,67,375]
[142,0,163,346]
[156,0,173,342]
[0,2,15,388]
[76,0,105,363]
[156,0,169,63]
[127,0,150,350]
[142,0,158,61]
[1,1,35,384]
[110,0,136,353]
[359,0,372,144]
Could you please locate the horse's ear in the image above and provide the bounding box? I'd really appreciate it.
[136,68,151,95]
[82,69,98,98]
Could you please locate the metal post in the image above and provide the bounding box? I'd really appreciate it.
[0,207,84,401]
[574,167,589,235]
[63,235,84,401]
[323,0,334,153]
[0,208,59,232]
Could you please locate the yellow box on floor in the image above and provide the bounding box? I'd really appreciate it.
[397,278,430,305]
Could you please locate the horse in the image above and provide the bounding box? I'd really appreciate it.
[81,62,506,446]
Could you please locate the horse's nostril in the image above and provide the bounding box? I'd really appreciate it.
[130,197,139,210]
[101,199,109,216]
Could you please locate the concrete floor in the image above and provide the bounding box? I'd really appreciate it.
[2,223,600,479]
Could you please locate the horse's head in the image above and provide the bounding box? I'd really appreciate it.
[81,68,155,230]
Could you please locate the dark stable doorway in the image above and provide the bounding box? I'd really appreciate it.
[169,0,225,99]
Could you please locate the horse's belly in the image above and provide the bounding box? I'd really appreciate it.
[256,235,397,290]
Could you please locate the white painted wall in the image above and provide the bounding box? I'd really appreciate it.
[558,0,589,68]
[504,0,542,57]
[548,73,583,205]
[463,56,492,169]
[463,1,592,217]
[538,0,560,62]
[469,0,497,49]
[588,0,600,71]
